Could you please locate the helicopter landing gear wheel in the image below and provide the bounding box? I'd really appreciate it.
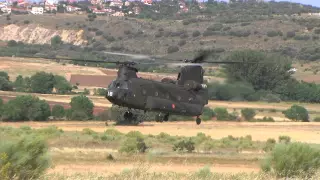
[196,116,201,125]
[163,113,169,122]
[156,113,169,123]
[124,111,133,121]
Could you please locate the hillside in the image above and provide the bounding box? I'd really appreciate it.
[1,1,320,62]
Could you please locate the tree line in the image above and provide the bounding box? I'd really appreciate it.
[0,95,94,122]
[207,50,320,103]
[0,71,74,94]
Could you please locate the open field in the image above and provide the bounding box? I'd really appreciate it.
[2,121,320,144]
[1,122,320,179]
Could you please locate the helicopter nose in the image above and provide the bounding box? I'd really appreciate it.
[106,89,116,97]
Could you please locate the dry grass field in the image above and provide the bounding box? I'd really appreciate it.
[2,121,320,144]
[1,120,320,178]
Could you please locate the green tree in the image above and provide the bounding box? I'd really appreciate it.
[0,77,13,91]
[51,35,63,47]
[53,75,72,94]
[13,75,27,92]
[30,72,55,94]
[241,108,256,120]
[70,95,94,120]
[0,71,9,80]
[1,95,51,121]
[51,104,65,119]
[282,105,309,122]
[223,50,292,91]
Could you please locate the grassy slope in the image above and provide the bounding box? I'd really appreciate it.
[2,13,320,56]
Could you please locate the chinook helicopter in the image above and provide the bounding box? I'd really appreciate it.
[8,51,258,125]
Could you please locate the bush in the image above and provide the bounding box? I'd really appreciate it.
[167,46,179,53]
[119,137,148,154]
[286,31,296,38]
[314,117,320,122]
[0,135,50,180]
[51,105,65,119]
[0,77,13,91]
[282,105,309,122]
[178,39,186,46]
[241,108,256,120]
[214,107,229,121]
[207,23,223,31]
[263,138,276,152]
[278,135,291,144]
[201,107,215,120]
[192,30,201,37]
[173,138,195,153]
[261,142,320,178]
[314,28,320,34]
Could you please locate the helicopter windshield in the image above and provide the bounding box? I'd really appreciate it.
[108,80,128,89]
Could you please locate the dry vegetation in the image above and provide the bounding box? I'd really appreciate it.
[0,124,320,179]
[1,121,320,144]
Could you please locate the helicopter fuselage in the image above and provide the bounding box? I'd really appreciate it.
[105,77,208,116]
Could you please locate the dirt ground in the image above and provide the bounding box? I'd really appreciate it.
[2,121,320,144]
[46,162,259,176]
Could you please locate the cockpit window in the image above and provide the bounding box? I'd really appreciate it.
[108,80,129,89]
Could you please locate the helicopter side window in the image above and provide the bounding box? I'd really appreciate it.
[116,82,121,88]
[155,91,158,97]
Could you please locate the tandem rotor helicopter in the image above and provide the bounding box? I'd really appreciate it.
[11,51,260,125]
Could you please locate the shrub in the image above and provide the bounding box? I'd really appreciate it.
[263,138,276,152]
[286,31,296,38]
[267,30,279,37]
[173,138,195,153]
[278,135,291,144]
[214,107,229,120]
[51,105,65,119]
[0,77,13,91]
[282,105,309,122]
[314,117,320,122]
[201,107,215,120]
[241,108,256,120]
[261,142,320,178]
[314,28,320,34]
[0,135,50,180]
[178,39,186,46]
[192,30,201,37]
[207,23,223,31]
[167,46,179,53]
[119,137,148,154]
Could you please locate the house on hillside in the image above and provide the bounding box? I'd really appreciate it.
[66,5,81,12]
[31,6,44,14]
[143,0,152,6]
[109,0,122,8]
